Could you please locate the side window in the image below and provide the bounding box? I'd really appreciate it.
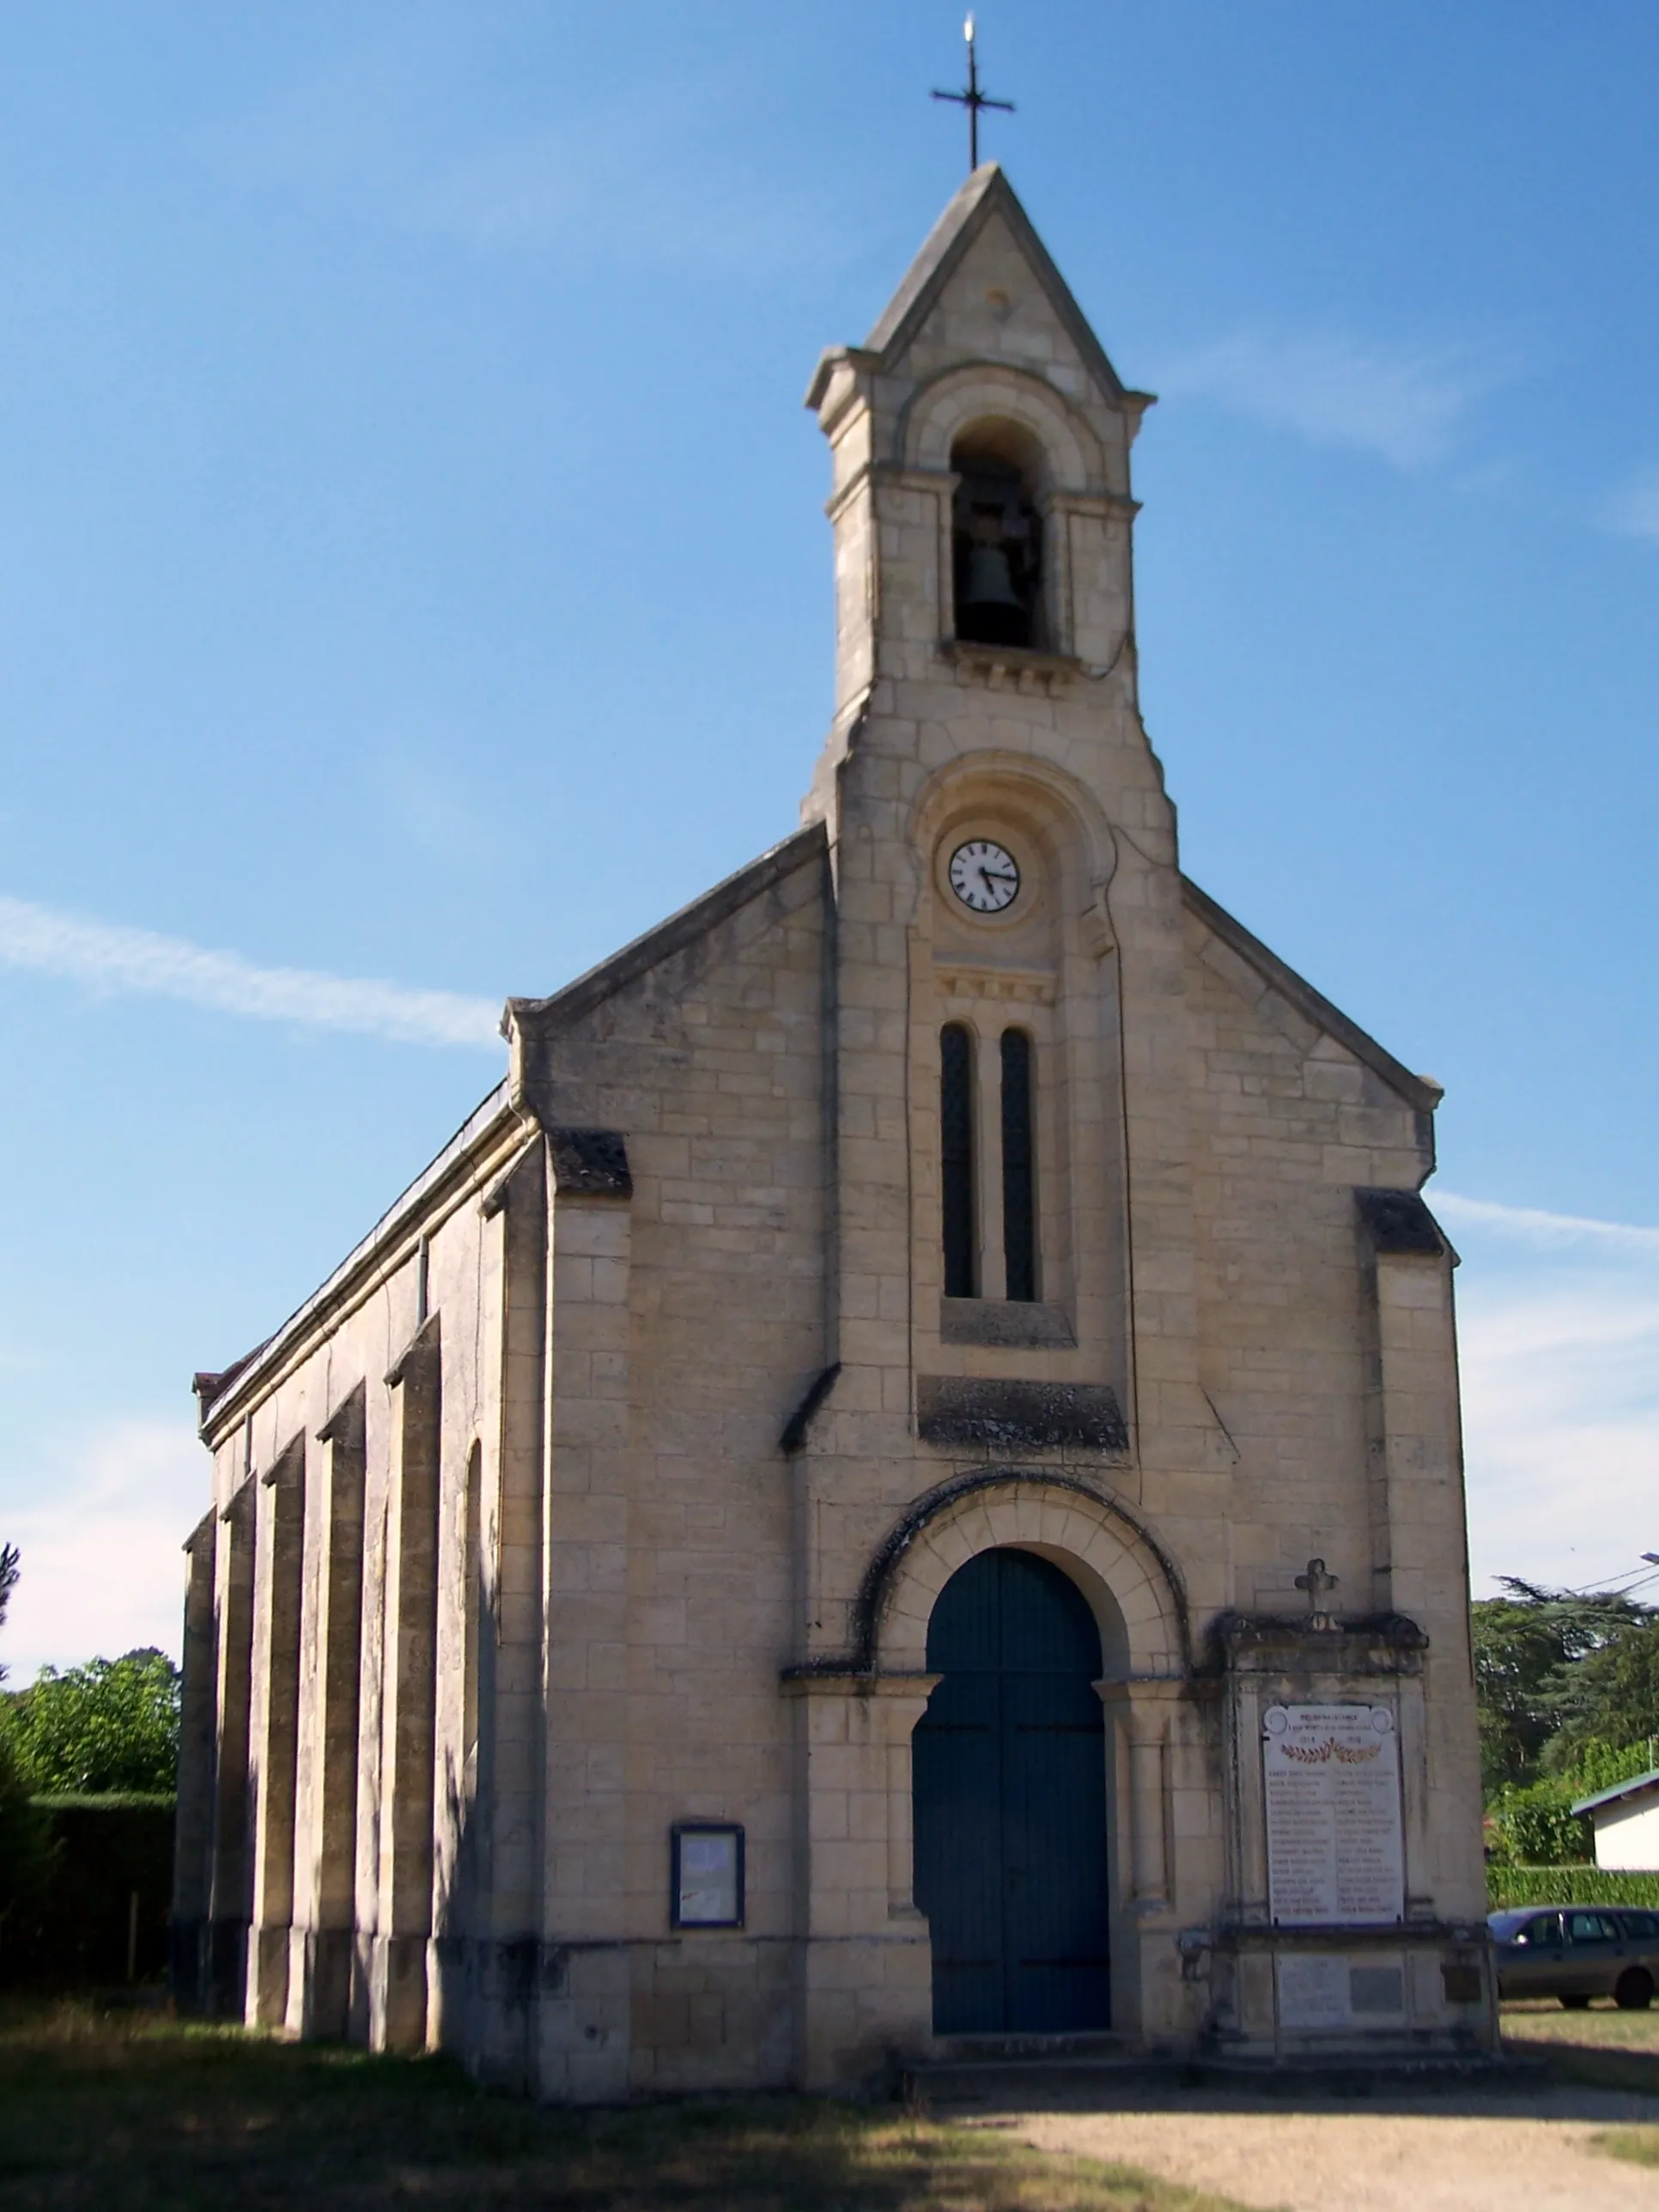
[1566,1911,1619,1944]
[1519,1912,1561,1946]
[1622,1912,1659,1940]
[940,1024,976,1297]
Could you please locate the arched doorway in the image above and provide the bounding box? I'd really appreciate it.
[913,1547,1110,2033]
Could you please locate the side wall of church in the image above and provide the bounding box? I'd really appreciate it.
[177,1102,530,2058]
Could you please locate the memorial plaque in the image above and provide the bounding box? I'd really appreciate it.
[1263,1704,1403,1926]
[1276,1952,1351,2030]
[1275,1953,1407,2030]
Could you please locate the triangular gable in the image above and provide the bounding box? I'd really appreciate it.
[507,823,828,1041]
[862,164,1151,412]
[1182,875,1443,1117]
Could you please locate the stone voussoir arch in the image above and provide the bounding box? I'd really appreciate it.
[908,747,1120,908]
[853,1468,1191,1680]
[900,361,1103,494]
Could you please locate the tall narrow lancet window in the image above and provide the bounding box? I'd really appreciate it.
[940,1024,976,1297]
[1000,1028,1037,1303]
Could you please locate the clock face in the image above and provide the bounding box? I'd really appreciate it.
[949,838,1021,914]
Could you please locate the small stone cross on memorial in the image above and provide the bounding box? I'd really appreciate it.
[1295,1557,1340,1632]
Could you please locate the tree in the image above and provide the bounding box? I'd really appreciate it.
[5,1650,181,1796]
[1471,1579,1648,1793]
[0,1542,18,1679]
[0,1546,52,1927]
[1545,1613,1659,1769]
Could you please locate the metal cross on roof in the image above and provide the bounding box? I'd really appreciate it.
[933,14,1014,173]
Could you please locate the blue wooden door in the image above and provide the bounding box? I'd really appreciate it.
[912,1547,1110,2033]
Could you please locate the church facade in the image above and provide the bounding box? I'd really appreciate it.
[173,168,1493,2094]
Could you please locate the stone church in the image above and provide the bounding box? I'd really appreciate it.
[173,167,1493,2094]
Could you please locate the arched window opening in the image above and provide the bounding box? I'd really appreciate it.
[1000,1029,1037,1302]
[941,1024,976,1297]
[951,426,1044,651]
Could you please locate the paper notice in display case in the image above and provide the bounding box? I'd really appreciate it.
[671,1824,744,1928]
[1262,1705,1404,1926]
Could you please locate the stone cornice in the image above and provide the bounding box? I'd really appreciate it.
[197,1083,523,1448]
[939,638,1083,692]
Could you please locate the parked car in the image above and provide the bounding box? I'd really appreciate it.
[1488,1906,1659,2008]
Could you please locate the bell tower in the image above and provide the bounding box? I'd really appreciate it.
[801,162,1160,840]
[793,162,1208,1576]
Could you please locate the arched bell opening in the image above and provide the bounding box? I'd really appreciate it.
[950,420,1048,652]
[912,1546,1114,2034]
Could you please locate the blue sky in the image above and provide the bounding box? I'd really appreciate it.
[2,2,1657,1673]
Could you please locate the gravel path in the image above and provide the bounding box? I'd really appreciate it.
[972,2082,1659,2211]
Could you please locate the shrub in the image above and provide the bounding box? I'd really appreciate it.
[3,1651,179,1794]
[1487,1777,1592,1866]
[0,1727,53,1947]
[1489,1865,1659,1911]
[8,1796,175,1985]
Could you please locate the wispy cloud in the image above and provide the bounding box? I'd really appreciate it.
[1448,1193,1659,1595]
[1601,465,1659,544]
[367,739,498,871]
[206,39,845,286]
[416,125,837,280]
[1433,1189,1659,1254]
[0,893,501,1049]
[1157,326,1506,471]
[1461,1284,1659,1597]
[0,1419,203,1677]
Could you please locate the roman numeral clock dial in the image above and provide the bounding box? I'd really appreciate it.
[948,838,1021,915]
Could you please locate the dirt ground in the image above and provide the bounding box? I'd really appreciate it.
[1002,2081,1659,2211]
[963,2007,1659,2212]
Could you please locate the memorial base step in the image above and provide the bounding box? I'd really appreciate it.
[905,2046,1540,2110]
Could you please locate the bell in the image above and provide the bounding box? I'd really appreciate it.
[960,539,1030,647]
[963,543,1023,611]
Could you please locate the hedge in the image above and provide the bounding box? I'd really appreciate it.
[1487,1863,1659,1911]
[2,1794,174,1985]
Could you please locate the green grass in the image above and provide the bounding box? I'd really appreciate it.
[1503,1997,1659,2099]
[0,1996,1251,2211]
[1597,2128,1659,2168]
[1502,1996,1659,2051]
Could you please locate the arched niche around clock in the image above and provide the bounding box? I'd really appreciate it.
[950,420,1048,653]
